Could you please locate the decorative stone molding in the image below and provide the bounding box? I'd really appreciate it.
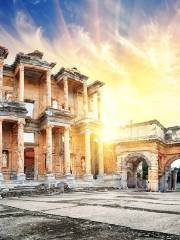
[0,46,8,60]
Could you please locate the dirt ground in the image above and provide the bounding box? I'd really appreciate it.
[0,204,179,240]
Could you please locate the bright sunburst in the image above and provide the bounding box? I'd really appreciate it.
[1,0,180,130]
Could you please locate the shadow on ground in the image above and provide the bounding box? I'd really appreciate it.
[0,205,179,240]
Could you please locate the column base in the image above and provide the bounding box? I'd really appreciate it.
[16,173,26,182]
[45,173,55,182]
[148,180,159,192]
[97,174,104,182]
[64,173,76,188]
[0,172,4,184]
[113,173,126,189]
[83,173,94,182]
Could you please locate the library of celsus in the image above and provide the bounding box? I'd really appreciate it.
[0,45,106,186]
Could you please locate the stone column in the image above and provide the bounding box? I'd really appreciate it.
[0,61,3,100]
[0,46,8,100]
[64,77,69,110]
[64,127,75,186]
[34,146,39,181]
[97,88,102,121]
[83,82,88,118]
[121,169,128,189]
[97,137,104,179]
[46,70,51,107]
[84,129,93,181]
[0,119,3,182]
[17,120,25,181]
[172,170,178,190]
[45,125,55,181]
[19,64,24,102]
[64,126,71,175]
[148,167,159,192]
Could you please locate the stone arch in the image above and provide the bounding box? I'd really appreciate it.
[164,155,180,171]
[118,151,159,191]
[123,152,152,169]
[160,155,180,192]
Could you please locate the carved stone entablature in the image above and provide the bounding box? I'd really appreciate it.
[88,80,105,95]
[13,51,56,70]
[54,67,88,83]
[38,107,74,126]
[165,126,180,143]
[0,101,27,118]
[27,50,43,59]
[0,46,8,60]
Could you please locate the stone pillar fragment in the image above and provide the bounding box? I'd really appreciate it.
[19,64,24,102]
[0,119,3,182]
[17,120,25,181]
[83,82,88,118]
[64,77,69,110]
[46,70,51,107]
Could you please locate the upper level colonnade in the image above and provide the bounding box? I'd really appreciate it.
[0,45,104,122]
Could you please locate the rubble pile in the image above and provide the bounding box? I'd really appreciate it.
[0,182,71,199]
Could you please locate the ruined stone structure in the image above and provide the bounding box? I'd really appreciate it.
[115,120,180,191]
[0,46,105,187]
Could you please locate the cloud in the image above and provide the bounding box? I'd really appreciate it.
[1,1,180,128]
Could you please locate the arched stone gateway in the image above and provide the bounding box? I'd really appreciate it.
[116,151,159,192]
[115,120,180,192]
[159,156,180,192]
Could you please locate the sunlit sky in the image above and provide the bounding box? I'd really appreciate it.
[1,0,180,131]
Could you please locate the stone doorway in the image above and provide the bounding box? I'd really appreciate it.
[24,148,35,180]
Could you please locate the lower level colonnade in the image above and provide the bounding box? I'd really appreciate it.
[0,121,105,185]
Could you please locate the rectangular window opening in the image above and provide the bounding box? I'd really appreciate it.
[24,132,35,143]
[25,101,34,118]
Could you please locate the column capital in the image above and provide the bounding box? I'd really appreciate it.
[85,128,91,135]
[18,119,25,126]
[46,69,51,78]
[63,76,68,81]
[19,63,24,71]
[46,124,53,130]
[64,125,71,131]
[83,81,88,87]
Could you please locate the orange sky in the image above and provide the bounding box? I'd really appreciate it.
[1,0,180,135]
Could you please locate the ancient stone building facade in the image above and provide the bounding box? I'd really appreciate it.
[0,45,105,185]
[115,120,180,192]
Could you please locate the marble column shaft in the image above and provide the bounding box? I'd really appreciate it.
[17,120,25,173]
[0,61,3,99]
[64,127,71,174]
[64,77,69,110]
[46,70,51,107]
[98,138,104,176]
[85,129,91,174]
[46,125,53,173]
[97,88,102,121]
[83,82,88,117]
[19,64,24,102]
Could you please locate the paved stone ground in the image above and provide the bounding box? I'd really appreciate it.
[0,190,180,239]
